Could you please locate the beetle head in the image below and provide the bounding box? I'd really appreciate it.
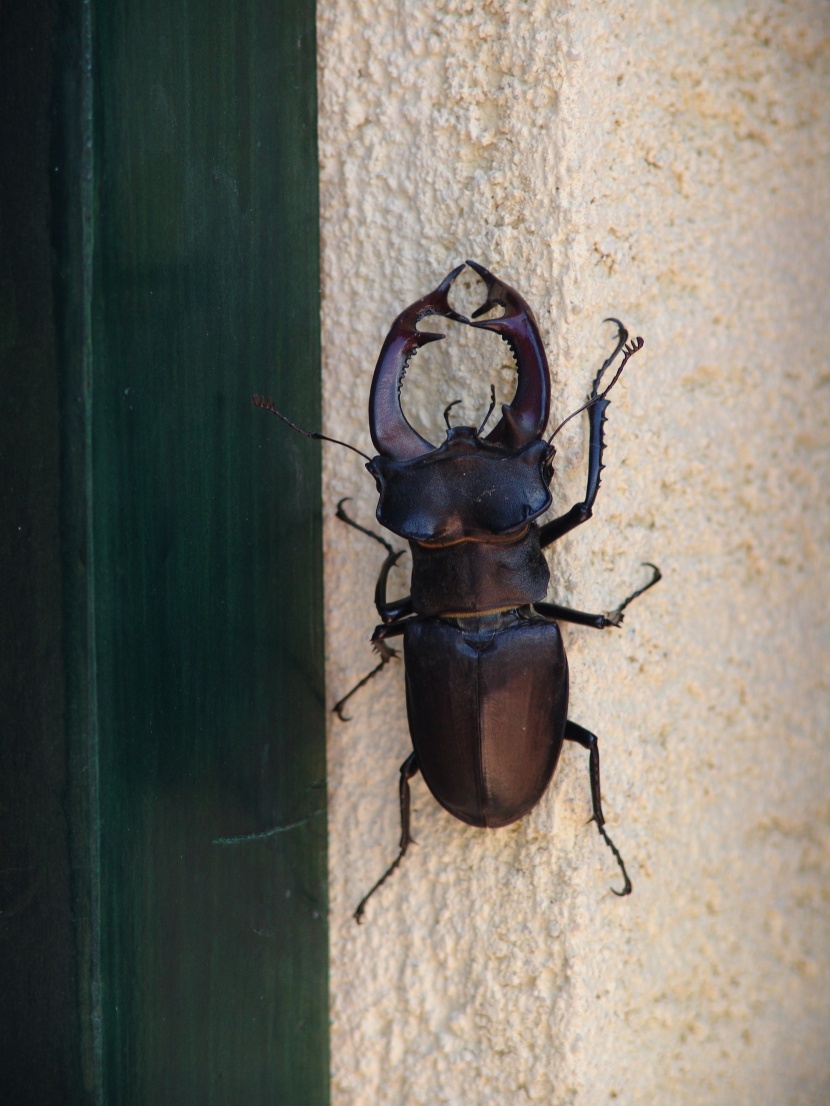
[368,430,553,544]
[368,262,554,543]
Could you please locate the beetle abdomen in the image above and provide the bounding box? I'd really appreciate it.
[403,613,568,828]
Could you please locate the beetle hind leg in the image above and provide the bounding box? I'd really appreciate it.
[353,753,419,924]
[564,720,632,896]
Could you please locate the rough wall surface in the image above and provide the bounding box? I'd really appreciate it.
[316,3,830,1103]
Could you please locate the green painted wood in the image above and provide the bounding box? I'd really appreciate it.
[0,3,85,1100]
[82,1,329,1101]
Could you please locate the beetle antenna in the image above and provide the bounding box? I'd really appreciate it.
[547,326,644,443]
[443,399,462,429]
[252,395,373,461]
[476,384,497,435]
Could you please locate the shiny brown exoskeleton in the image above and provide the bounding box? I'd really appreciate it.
[254,261,660,922]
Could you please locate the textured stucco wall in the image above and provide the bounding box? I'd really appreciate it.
[316,3,830,1104]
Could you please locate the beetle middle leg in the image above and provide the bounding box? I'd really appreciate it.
[535,562,661,630]
[332,622,406,721]
[332,499,415,720]
[564,720,632,896]
[353,752,419,923]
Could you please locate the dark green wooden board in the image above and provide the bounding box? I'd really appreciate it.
[89,1,329,1100]
[1,0,329,1102]
[0,3,85,1101]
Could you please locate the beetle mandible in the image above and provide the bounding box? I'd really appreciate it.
[253,261,660,922]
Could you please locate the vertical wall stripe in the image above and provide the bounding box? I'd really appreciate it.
[59,0,330,1100]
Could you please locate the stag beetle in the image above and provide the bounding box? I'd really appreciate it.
[253,261,659,922]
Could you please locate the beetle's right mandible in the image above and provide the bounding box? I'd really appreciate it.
[465,259,551,448]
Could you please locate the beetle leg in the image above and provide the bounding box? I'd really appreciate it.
[537,413,604,547]
[336,496,395,554]
[335,497,413,623]
[375,553,414,624]
[535,601,623,630]
[333,622,409,721]
[606,562,662,622]
[331,651,391,723]
[354,753,419,924]
[539,321,643,548]
[332,623,408,722]
[536,564,660,630]
[538,394,608,547]
[564,720,632,896]
[331,497,415,720]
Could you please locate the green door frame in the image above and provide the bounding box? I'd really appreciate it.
[1,1,330,1101]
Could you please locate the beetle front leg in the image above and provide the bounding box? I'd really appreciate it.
[564,720,632,896]
[539,397,609,547]
[335,497,413,622]
[374,549,414,624]
[354,752,419,924]
[332,498,415,720]
[539,322,642,548]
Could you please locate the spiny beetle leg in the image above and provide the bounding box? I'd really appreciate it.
[332,624,406,722]
[539,321,643,549]
[564,720,632,896]
[590,319,628,397]
[336,496,395,555]
[354,753,419,924]
[536,563,660,630]
[536,601,623,630]
[335,497,413,623]
[332,654,391,723]
[539,392,608,548]
[331,497,416,721]
[607,562,662,622]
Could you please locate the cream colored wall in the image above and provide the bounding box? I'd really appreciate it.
[317,3,830,1103]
